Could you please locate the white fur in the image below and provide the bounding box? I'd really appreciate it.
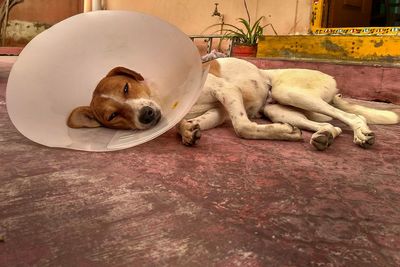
[100,94,124,104]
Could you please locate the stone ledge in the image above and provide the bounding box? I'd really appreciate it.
[245,57,400,105]
[0,47,23,56]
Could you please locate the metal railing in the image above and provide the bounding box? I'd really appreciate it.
[189,34,233,56]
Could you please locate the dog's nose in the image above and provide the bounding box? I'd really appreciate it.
[138,106,160,124]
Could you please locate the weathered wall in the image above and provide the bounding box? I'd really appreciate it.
[2,0,313,48]
[7,0,82,25]
[4,20,50,46]
[105,0,312,35]
[2,0,82,46]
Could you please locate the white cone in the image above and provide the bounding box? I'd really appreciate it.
[7,11,206,151]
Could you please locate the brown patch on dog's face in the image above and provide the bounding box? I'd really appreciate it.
[67,67,162,130]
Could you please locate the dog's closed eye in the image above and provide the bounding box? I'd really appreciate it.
[108,112,119,121]
[123,83,129,95]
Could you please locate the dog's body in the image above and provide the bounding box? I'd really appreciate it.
[68,57,398,150]
[177,57,398,150]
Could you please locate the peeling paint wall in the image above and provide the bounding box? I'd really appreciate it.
[257,35,400,64]
[3,0,82,46]
[4,20,50,46]
[4,0,312,47]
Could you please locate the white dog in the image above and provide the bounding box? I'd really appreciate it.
[68,57,398,151]
[177,57,398,150]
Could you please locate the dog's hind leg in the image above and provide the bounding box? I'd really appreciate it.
[272,89,375,148]
[210,82,302,141]
[177,108,227,146]
[264,104,342,150]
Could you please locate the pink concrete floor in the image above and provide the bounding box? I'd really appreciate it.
[1,58,400,266]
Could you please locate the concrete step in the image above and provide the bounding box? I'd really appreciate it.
[0,47,23,56]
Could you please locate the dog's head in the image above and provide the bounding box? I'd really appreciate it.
[67,67,162,130]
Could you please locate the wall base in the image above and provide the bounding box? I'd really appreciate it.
[245,57,400,104]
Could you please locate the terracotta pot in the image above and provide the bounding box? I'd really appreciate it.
[231,44,257,57]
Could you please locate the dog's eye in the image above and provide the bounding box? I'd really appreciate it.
[123,83,129,94]
[108,112,118,121]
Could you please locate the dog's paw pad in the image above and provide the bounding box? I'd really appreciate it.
[355,131,375,149]
[311,130,334,151]
[182,122,201,146]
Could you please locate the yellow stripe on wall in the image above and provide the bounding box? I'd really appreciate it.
[257,35,400,64]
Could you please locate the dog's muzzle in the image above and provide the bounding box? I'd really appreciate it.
[138,106,161,126]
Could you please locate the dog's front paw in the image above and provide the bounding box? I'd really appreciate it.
[352,115,375,148]
[180,120,201,146]
[311,130,334,151]
[310,126,341,151]
[354,130,375,148]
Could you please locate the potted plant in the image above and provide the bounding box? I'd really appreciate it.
[208,0,277,57]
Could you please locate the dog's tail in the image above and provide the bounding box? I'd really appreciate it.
[332,94,399,125]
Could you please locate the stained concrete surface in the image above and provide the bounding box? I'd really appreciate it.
[1,58,400,266]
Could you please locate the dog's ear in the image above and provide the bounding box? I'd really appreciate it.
[67,106,101,128]
[106,66,144,81]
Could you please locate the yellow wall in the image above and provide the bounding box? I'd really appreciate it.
[105,0,312,35]
[258,35,400,63]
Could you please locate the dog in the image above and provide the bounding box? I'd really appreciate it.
[68,58,399,151]
[67,66,162,130]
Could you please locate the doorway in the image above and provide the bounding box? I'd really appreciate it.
[324,0,400,27]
